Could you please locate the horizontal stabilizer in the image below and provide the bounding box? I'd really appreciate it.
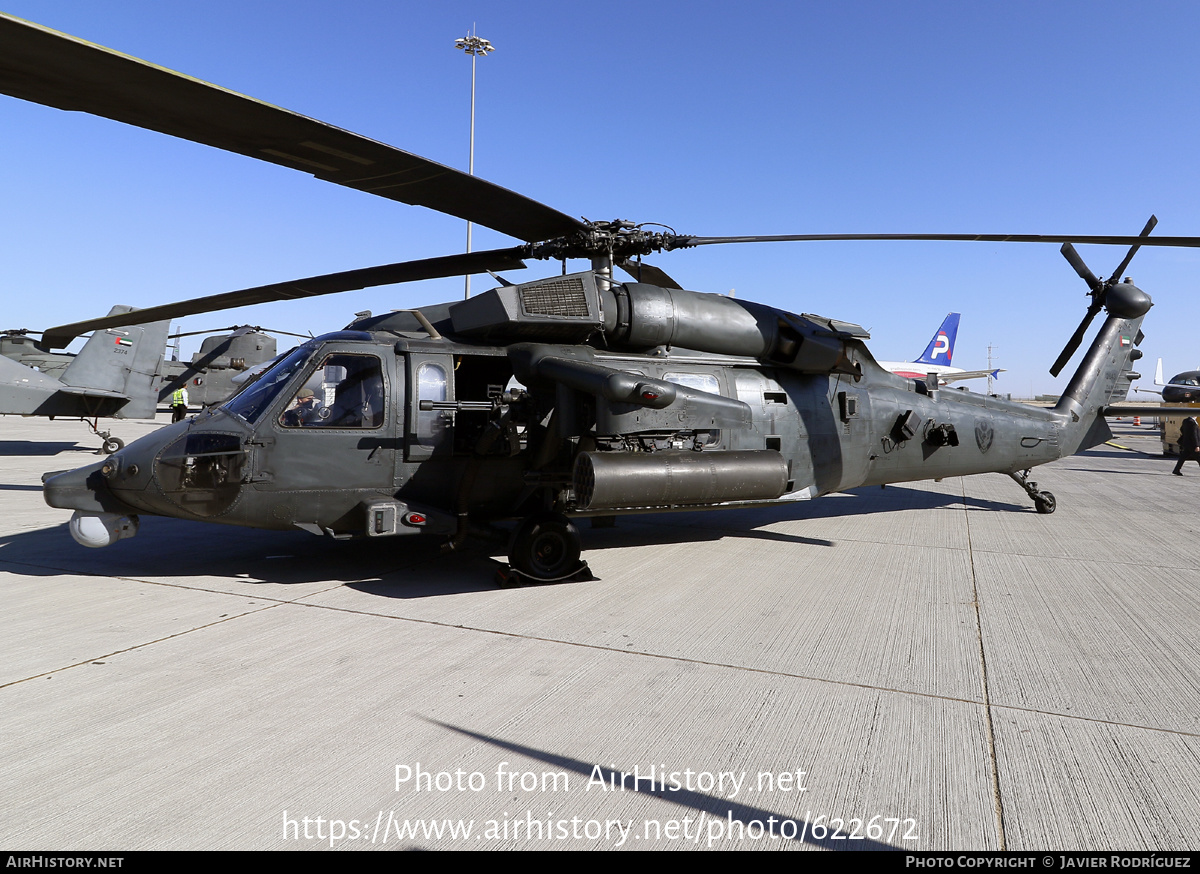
[56,384,129,399]
[1101,405,1200,417]
[939,367,1005,384]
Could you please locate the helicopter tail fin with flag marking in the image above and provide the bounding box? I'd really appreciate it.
[1053,287,1149,456]
[60,306,169,419]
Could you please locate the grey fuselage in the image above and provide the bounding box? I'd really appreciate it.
[42,274,1145,543]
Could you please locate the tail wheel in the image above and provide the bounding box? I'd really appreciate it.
[102,437,125,455]
[1034,491,1056,514]
[509,513,582,580]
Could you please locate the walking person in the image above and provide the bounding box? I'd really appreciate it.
[1173,415,1200,475]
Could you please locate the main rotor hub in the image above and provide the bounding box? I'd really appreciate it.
[525,220,697,263]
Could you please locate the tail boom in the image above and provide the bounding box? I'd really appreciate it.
[1053,282,1150,456]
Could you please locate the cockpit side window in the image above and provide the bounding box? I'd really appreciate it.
[279,354,385,429]
[222,345,312,424]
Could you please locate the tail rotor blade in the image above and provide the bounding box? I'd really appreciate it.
[1107,214,1158,286]
[1049,304,1102,377]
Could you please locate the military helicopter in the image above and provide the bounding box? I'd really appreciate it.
[2,329,74,379]
[5,13,1200,581]
[1,312,291,452]
[156,325,309,409]
[0,306,168,453]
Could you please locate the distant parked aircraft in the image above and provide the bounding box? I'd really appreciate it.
[877,313,1003,385]
[1138,358,1200,403]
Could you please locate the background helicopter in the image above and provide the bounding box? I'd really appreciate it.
[0,306,167,453]
[2,329,74,379]
[5,12,1200,580]
[0,314,297,451]
[155,324,310,408]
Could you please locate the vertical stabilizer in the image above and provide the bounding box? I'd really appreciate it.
[60,306,168,419]
[1054,283,1150,456]
[915,313,959,366]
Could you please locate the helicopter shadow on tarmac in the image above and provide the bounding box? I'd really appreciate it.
[1061,466,1178,476]
[564,485,1025,553]
[0,440,94,457]
[0,516,491,594]
[1,483,1024,598]
[1077,448,1161,460]
[419,717,903,850]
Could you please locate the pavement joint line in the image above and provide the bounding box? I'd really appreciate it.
[3,561,1198,744]
[598,526,1199,574]
[0,561,353,602]
[0,600,284,691]
[963,477,1006,849]
[6,491,1197,743]
[265,597,1200,743]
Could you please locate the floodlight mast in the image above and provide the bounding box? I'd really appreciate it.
[455,30,495,299]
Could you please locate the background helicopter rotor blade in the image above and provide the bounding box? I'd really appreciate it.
[0,13,586,244]
[41,247,529,348]
[168,325,313,340]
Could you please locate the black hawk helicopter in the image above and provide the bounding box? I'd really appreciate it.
[4,12,1200,581]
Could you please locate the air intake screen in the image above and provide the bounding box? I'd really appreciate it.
[521,277,590,317]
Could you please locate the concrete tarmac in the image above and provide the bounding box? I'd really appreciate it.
[1,414,1197,851]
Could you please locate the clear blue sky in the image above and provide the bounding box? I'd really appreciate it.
[3,1,1200,396]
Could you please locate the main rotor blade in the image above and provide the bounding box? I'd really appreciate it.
[685,232,1200,248]
[0,13,585,244]
[41,247,528,348]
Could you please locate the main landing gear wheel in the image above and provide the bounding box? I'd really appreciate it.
[102,436,125,455]
[1034,491,1056,514]
[508,513,583,581]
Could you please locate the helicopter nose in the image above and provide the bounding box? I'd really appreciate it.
[43,458,142,548]
[44,458,120,513]
[43,419,193,547]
